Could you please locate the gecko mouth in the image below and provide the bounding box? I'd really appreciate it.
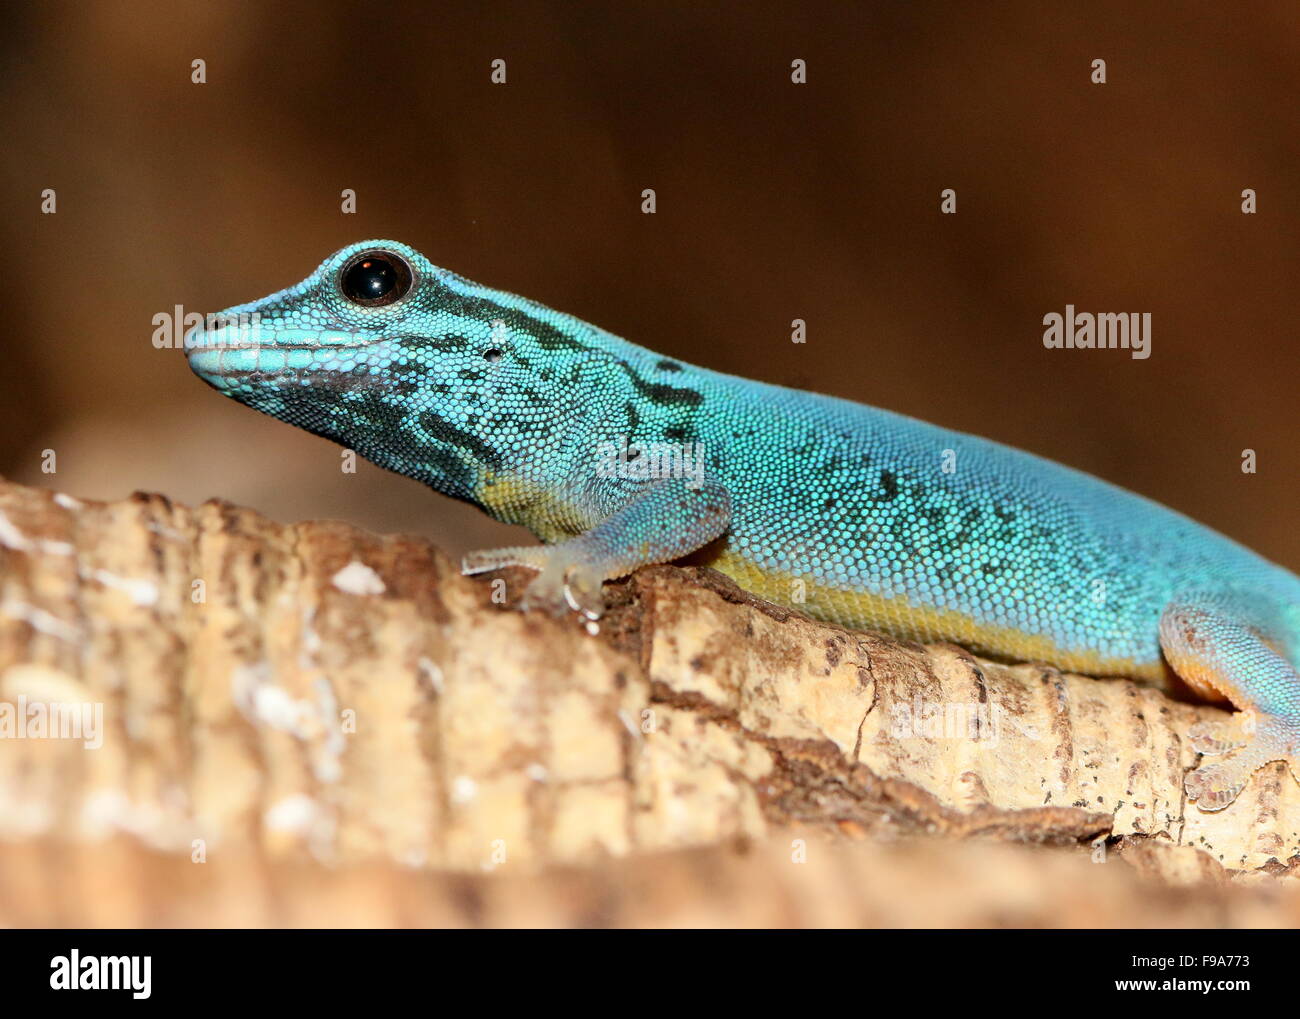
[184,323,392,379]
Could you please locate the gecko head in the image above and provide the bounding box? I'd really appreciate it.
[185,240,606,503]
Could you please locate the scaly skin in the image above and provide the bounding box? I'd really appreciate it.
[186,239,1300,811]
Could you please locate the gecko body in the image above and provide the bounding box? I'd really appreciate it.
[186,240,1300,810]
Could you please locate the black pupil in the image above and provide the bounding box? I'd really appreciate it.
[344,257,397,301]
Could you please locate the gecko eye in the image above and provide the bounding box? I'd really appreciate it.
[339,251,413,307]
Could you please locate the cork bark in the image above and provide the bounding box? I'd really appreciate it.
[1,476,1298,927]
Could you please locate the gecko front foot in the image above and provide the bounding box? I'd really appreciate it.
[462,545,606,619]
[518,558,605,619]
[463,477,733,623]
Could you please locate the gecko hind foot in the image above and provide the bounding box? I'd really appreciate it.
[1161,600,1300,811]
[1185,714,1300,811]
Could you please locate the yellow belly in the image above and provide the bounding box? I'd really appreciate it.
[705,549,1162,682]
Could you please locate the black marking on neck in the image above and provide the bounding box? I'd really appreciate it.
[441,287,597,356]
[333,391,407,434]
[417,410,504,470]
[614,360,704,408]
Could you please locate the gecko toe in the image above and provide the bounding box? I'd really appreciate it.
[1187,718,1247,756]
[518,568,569,616]
[516,561,606,619]
[1185,760,1251,812]
[561,564,606,620]
[462,545,547,575]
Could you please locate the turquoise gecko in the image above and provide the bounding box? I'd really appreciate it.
[185,240,1300,812]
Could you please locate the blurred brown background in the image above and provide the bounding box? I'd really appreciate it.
[1,0,1295,567]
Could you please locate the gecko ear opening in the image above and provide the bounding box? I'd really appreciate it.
[339,250,414,307]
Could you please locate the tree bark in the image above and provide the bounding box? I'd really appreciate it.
[0,477,1297,926]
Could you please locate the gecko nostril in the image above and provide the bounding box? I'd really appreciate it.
[483,348,503,363]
